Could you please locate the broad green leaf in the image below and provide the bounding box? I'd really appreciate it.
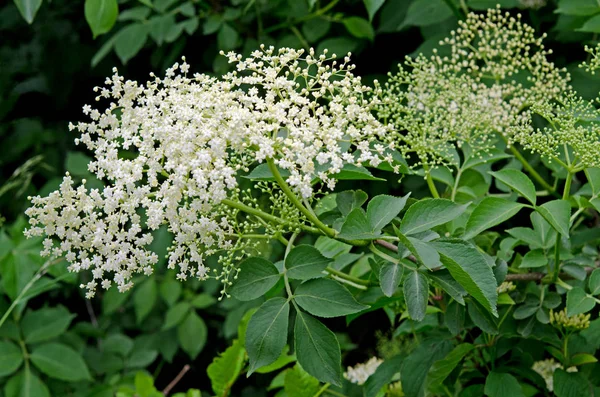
[190,293,216,309]
[91,34,118,67]
[134,372,159,397]
[363,0,386,21]
[117,6,151,21]
[294,278,368,318]
[246,298,289,374]
[217,23,238,50]
[531,211,557,249]
[162,302,191,330]
[114,23,148,64]
[330,164,386,181]
[177,311,207,359]
[243,164,290,181]
[589,268,600,295]
[400,339,452,397]
[336,190,368,217]
[570,353,598,366]
[285,245,331,280]
[427,344,474,389]
[463,198,525,240]
[396,231,441,270]
[207,339,245,397]
[535,200,571,236]
[102,286,131,314]
[585,168,600,195]
[230,257,280,301]
[159,279,182,306]
[30,343,91,381]
[338,208,377,240]
[555,0,600,16]
[302,19,331,42]
[134,278,157,324]
[467,301,498,334]
[513,303,538,320]
[553,369,591,397]
[432,240,498,316]
[403,270,428,321]
[294,310,342,386]
[445,300,465,335]
[566,287,596,316]
[400,199,468,235]
[21,306,75,344]
[364,355,403,397]
[103,334,133,357]
[149,14,176,45]
[255,345,295,374]
[0,341,22,377]
[490,170,537,205]
[379,262,404,297]
[578,14,600,32]
[367,194,410,232]
[484,372,525,397]
[284,364,320,396]
[462,149,511,170]
[400,0,453,28]
[519,249,548,268]
[84,0,118,38]
[428,270,467,305]
[13,0,43,24]
[4,368,50,397]
[342,17,375,40]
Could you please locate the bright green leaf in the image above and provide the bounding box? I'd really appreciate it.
[463,198,525,240]
[379,262,403,297]
[230,257,280,301]
[490,169,537,205]
[84,0,118,38]
[284,364,321,396]
[294,278,368,318]
[207,339,245,397]
[484,371,525,397]
[399,199,468,235]
[566,287,596,316]
[588,268,600,295]
[13,0,43,24]
[519,249,548,268]
[30,343,91,381]
[246,298,289,374]
[162,302,191,330]
[535,200,571,236]
[342,17,375,40]
[364,0,386,21]
[177,311,207,359]
[134,278,157,324]
[21,306,75,344]
[285,245,331,280]
[366,194,410,232]
[4,368,50,397]
[114,23,148,64]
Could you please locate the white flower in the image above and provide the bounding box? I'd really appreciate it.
[343,357,383,385]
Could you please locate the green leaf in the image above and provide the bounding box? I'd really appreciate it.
[379,262,404,297]
[294,278,368,318]
[399,199,468,235]
[400,339,452,397]
[190,293,217,309]
[149,14,176,45]
[427,344,474,389]
[342,17,375,40]
[13,0,43,24]
[366,194,410,232]
[553,369,591,397]
[246,298,290,374]
[134,278,157,324]
[162,302,191,330]
[4,368,50,397]
[84,0,118,38]
[490,170,537,205]
[177,311,207,359]
[428,270,467,305]
[396,232,441,270]
[103,333,133,357]
[589,268,600,295]
[284,365,321,397]
[363,0,386,21]
[513,303,538,320]
[336,190,368,217]
[445,300,465,335]
[467,301,498,334]
[217,23,238,50]
[364,355,403,397]
[21,306,75,344]
[484,372,525,397]
[570,353,598,366]
[432,240,498,316]
[535,200,571,236]
[159,279,182,306]
[400,0,453,28]
[463,198,525,240]
[334,164,386,181]
[230,257,280,301]
[403,270,428,321]
[243,164,290,181]
[285,245,331,280]
[585,168,600,195]
[294,310,342,386]
[30,343,91,381]
[255,345,295,374]
[577,14,600,32]
[338,208,377,240]
[302,19,331,42]
[91,34,118,66]
[555,0,600,16]
[0,341,23,377]
[566,287,596,316]
[114,23,148,64]
[462,149,511,170]
[519,249,547,268]
[118,6,151,21]
[207,339,246,397]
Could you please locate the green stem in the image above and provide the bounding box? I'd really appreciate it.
[563,172,573,200]
[325,267,372,287]
[266,158,337,238]
[314,383,331,397]
[221,198,322,235]
[508,145,558,196]
[423,164,440,198]
[553,234,561,283]
[451,168,462,202]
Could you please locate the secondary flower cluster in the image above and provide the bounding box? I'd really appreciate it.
[532,359,577,392]
[25,47,385,297]
[343,357,383,385]
[375,7,569,169]
[549,308,591,331]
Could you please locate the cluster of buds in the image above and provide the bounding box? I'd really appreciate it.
[343,357,383,385]
[549,309,591,331]
[497,281,516,294]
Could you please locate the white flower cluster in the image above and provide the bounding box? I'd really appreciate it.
[25,47,384,297]
[343,357,383,385]
[532,359,577,392]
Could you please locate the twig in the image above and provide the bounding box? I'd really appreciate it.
[162,364,190,396]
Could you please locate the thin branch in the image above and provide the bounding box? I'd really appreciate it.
[162,364,190,396]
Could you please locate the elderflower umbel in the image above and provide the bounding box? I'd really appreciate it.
[25,47,385,298]
[532,359,577,392]
[343,357,383,385]
[375,7,569,169]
